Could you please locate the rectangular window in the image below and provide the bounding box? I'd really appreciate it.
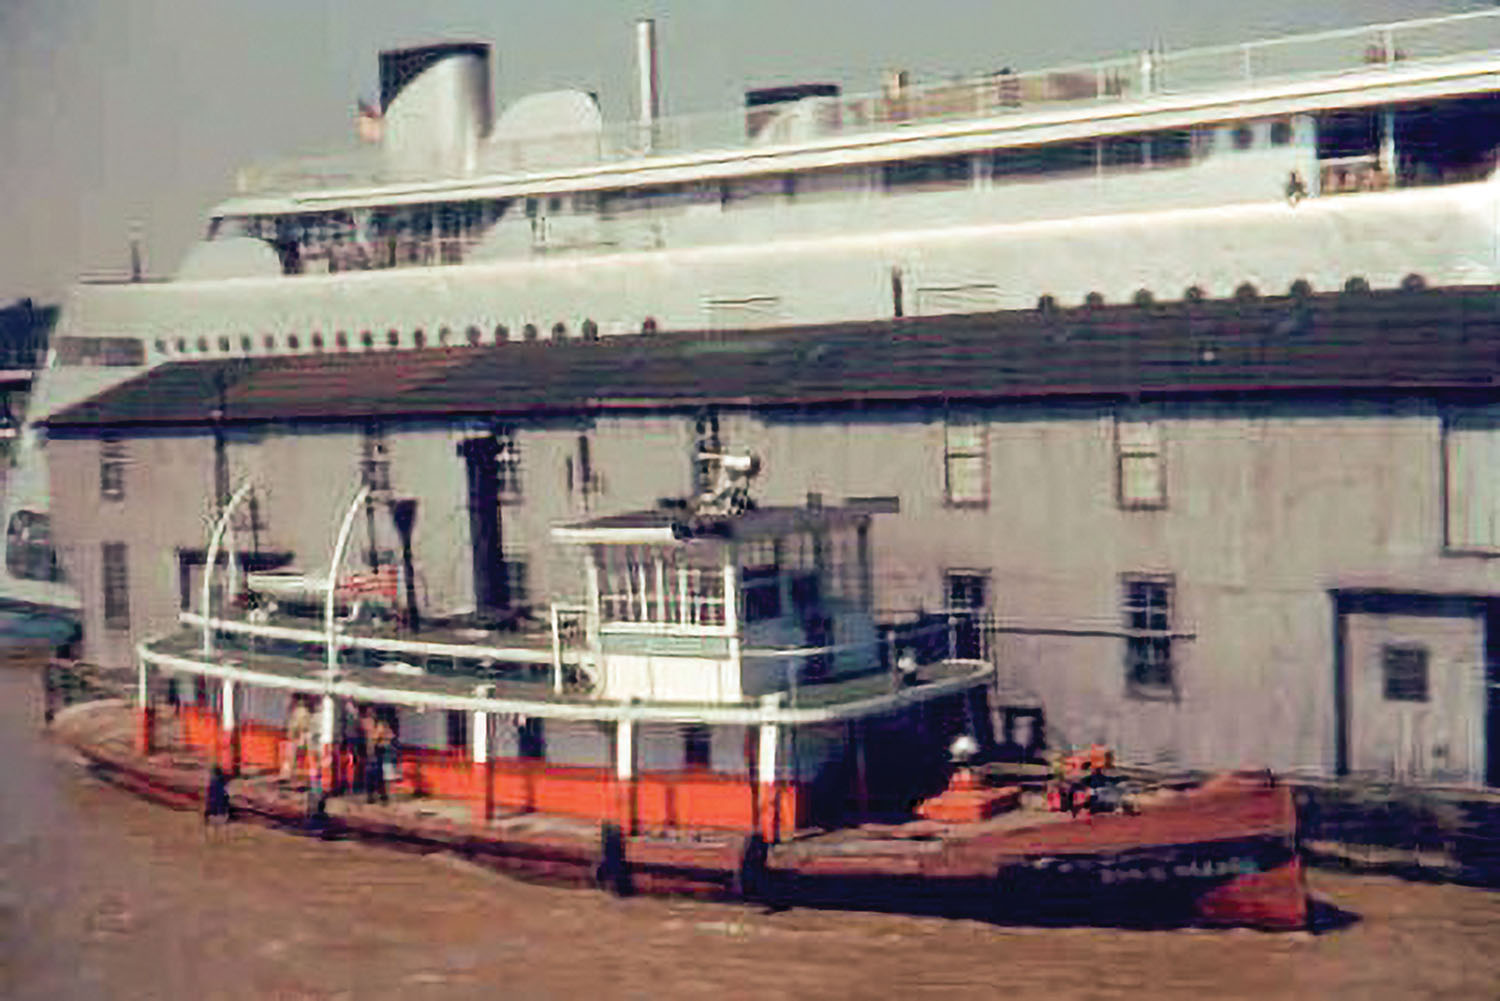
[741,540,782,623]
[882,154,973,190]
[1123,574,1174,696]
[445,710,469,751]
[692,410,722,496]
[1116,416,1165,509]
[683,725,711,770]
[1382,644,1430,702]
[360,426,390,493]
[945,571,990,659]
[500,554,528,608]
[102,542,130,631]
[1444,418,1500,552]
[991,140,1097,179]
[495,428,522,503]
[100,437,127,501]
[517,717,545,760]
[944,418,987,507]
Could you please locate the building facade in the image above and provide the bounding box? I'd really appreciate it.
[45,289,1500,787]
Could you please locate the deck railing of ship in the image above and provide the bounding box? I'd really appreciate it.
[236,9,1500,196]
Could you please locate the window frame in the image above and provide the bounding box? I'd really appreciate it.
[1122,572,1176,699]
[1115,414,1167,510]
[943,416,989,509]
[100,436,127,501]
[102,541,130,631]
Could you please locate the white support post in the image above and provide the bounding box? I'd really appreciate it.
[615,711,636,833]
[221,678,236,732]
[550,604,564,694]
[723,548,739,703]
[200,480,256,657]
[472,710,489,764]
[319,693,336,750]
[1379,108,1397,181]
[325,484,372,677]
[616,716,635,781]
[757,695,781,840]
[220,677,238,773]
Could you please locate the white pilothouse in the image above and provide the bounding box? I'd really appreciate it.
[13,9,1500,609]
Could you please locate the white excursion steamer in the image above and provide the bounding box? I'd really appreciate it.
[11,9,1500,609]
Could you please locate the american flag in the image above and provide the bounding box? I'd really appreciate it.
[339,565,399,602]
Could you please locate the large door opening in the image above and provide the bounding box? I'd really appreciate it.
[1335,591,1492,787]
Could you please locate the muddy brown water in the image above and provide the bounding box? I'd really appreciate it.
[4,664,1500,1000]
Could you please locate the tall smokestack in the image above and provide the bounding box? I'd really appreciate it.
[635,18,660,151]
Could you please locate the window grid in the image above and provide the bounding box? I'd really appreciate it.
[1116,416,1166,509]
[1123,574,1174,696]
[943,418,988,507]
[102,541,130,631]
[100,437,127,501]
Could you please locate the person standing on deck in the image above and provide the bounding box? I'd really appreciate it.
[282,696,315,783]
[365,711,393,804]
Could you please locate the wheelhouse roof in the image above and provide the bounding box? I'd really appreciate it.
[552,505,868,548]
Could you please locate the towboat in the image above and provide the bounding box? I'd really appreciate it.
[54,454,1307,929]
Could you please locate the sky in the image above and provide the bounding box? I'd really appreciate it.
[0,0,1490,305]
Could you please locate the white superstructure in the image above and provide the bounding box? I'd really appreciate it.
[13,10,1500,610]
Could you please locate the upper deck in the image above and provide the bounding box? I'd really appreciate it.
[234,10,1500,201]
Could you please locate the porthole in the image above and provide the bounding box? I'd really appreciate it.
[155,339,168,355]
[240,335,253,352]
[641,317,658,335]
[1269,119,1293,146]
[466,325,482,346]
[495,323,509,342]
[387,329,400,347]
[218,336,231,352]
[413,328,426,348]
[361,330,374,349]
[581,319,599,341]
[523,323,539,341]
[197,336,210,353]
[335,331,348,350]
[288,334,301,350]
[264,334,277,350]
[551,322,567,339]
[438,326,452,346]
[311,332,324,351]
[1184,286,1205,303]
[1232,124,1254,150]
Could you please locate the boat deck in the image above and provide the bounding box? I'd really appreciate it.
[142,626,990,718]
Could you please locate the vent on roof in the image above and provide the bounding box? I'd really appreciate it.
[914,284,1001,316]
[705,296,782,330]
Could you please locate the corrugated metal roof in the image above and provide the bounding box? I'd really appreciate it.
[45,287,1500,432]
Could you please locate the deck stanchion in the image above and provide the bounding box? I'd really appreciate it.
[220,677,239,774]
[757,694,781,842]
[472,706,491,823]
[135,657,154,756]
[615,711,636,834]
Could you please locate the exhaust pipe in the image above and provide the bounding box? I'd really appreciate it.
[635,18,660,151]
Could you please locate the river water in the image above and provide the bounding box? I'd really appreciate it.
[3,661,1500,999]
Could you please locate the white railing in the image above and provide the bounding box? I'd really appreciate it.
[234,9,1500,196]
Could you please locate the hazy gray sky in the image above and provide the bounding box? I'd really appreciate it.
[0,0,1487,304]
